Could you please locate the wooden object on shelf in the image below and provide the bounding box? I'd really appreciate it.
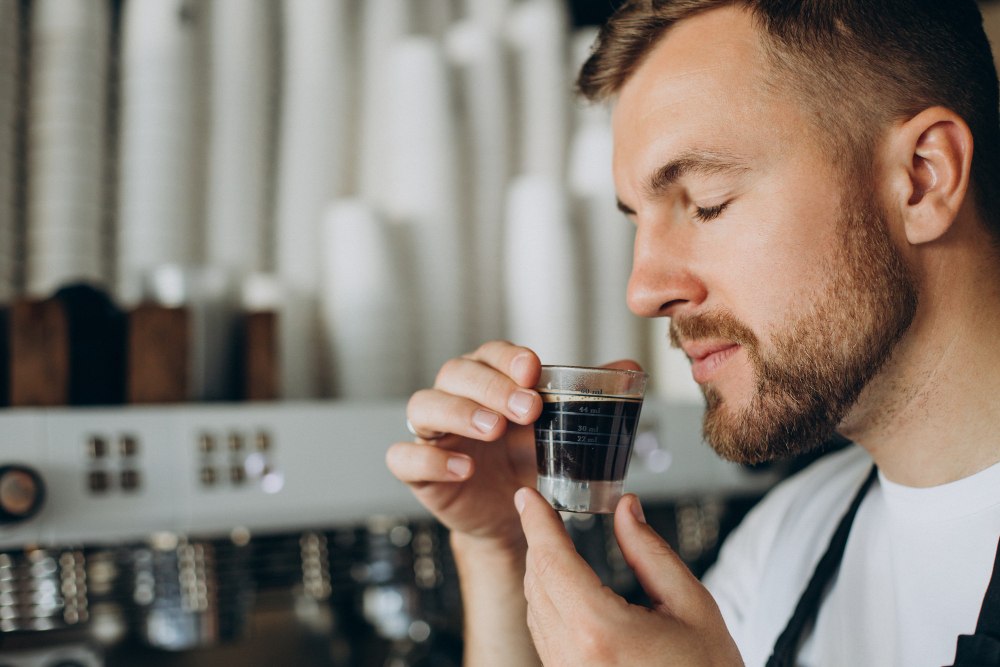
[242,311,278,401]
[127,305,190,404]
[9,298,70,407]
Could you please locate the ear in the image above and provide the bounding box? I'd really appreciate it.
[884,107,973,245]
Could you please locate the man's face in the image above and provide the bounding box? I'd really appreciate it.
[611,7,918,463]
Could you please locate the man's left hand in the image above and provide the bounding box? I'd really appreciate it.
[515,487,744,666]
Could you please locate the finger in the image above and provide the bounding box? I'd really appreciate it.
[406,417,446,442]
[523,546,566,645]
[518,489,576,638]
[515,488,605,611]
[435,357,542,425]
[612,495,707,617]
[386,441,474,484]
[406,388,507,442]
[600,358,644,372]
[461,340,542,389]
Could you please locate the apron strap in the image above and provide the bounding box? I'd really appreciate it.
[765,464,878,667]
[945,535,1000,667]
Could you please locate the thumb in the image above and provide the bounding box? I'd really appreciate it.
[600,358,644,372]
[613,494,710,619]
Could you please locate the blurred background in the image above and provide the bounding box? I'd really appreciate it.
[1,0,999,665]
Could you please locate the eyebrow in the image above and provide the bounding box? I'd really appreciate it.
[616,149,751,215]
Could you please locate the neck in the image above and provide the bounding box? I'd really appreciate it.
[838,230,1000,487]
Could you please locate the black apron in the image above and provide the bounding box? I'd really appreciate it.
[764,465,1000,667]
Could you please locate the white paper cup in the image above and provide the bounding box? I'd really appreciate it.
[26,204,105,224]
[31,0,109,32]
[27,255,103,280]
[28,90,106,116]
[28,244,105,263]
[30,75,106,96]
[27,146,105,172]
[27,170,103,197]
[27,238,106,256]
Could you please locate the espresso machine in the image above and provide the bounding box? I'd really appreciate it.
[0,400,775,666]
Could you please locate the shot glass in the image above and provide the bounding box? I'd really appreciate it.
[533,365,648,514]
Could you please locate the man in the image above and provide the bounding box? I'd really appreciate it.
[386,1,1000,664]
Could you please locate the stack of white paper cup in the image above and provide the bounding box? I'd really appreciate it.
[320,200,414,399]
[445,20,513,344]
[357,0,413,207]
[241,272,283,315]
[26,0,110,297]
[463,0,512,32]
[506,0,570,181]
[0,0,21,302]
[117,0,205,305]
[204,0,275,277]
[503,175,583,365]
[273,0,351,398]
[385,36,468,384]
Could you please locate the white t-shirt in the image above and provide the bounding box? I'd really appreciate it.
[703,445,1000,667]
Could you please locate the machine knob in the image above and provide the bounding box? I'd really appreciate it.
[0,465,46,524]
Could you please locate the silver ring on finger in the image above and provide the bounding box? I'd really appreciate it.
[406,418,446,442]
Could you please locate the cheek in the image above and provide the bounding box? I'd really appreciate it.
[698,204,844,339]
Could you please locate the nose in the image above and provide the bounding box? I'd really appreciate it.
[626,221,707,319]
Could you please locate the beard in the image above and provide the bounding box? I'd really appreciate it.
[669,188,919,465]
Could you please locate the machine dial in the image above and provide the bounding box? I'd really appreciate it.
[0,465,45,524]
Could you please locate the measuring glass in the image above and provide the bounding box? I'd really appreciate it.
[533,365,648,513]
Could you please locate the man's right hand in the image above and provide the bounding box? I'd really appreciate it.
[385,340,543,553]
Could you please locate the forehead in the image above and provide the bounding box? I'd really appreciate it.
[611,7,799,186]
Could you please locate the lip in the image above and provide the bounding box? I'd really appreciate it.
[682,340,741,384]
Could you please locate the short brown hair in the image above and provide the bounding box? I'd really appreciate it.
[578,0,1000,240]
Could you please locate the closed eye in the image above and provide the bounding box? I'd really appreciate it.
[693,201,731,222]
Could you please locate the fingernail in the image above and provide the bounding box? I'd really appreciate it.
[472,408,500,433]
[447,456,472,478]
[508,390,535,418]
[514,488,527,514]
[512,353,531,381]
[630,496,646,524]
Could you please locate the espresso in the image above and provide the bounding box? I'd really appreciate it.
[534,394,643,482]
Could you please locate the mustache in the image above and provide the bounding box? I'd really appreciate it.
[668,310,760,352]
